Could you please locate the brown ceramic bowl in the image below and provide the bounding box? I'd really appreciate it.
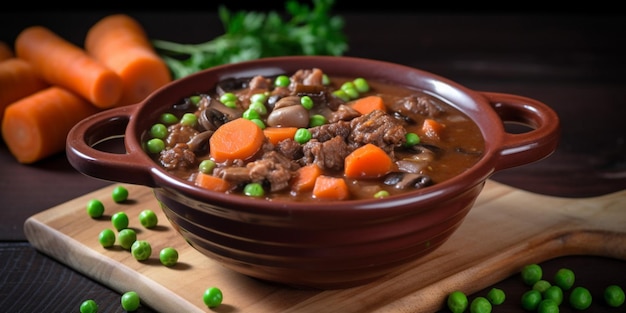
[66,56,560,289]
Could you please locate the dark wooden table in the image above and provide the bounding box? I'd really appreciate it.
[1,8,625,313]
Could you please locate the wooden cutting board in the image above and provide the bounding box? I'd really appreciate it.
[24,180,626,313]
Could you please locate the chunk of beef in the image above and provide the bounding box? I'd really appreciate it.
[327,104,361,123]
[349,110,406,153]
[389,95,445,122]
[165,124,199,148]
[276,138,303,160]
[290,68,324,86]
[159,143,196,171]
[301,136,350,171]
[309,120,351,142]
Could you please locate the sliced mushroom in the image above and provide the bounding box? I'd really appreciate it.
[384,172,433,189]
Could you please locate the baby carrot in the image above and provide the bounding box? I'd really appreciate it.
[344,143,393,178]
[0,58,49,122]
[195,172,232,192]
[1,86,100,164]
[312,175,350,200]
[421,118,445,141]
[0,41,14,61]
[85,14,172,106]
[263,126,298,145]
[291,163,323,193]
[209,118,266,162]
[15,25,123,109]
[349,95,386,115]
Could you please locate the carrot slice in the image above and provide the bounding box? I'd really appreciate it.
[0,58,49,122]
[263,126,298,145]
[349,95,386,115]
[15,25,123,109]
[1,86,100,164]
[344,143,393,178]
[195,172,231,192]
[291,163,323,192]
[85,14,172,106]
[312,175,350,200]
[209,118,265,162]
[0,41,14,61]
[421,118,445,140]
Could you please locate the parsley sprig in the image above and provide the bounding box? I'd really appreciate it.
[152,0,348,80]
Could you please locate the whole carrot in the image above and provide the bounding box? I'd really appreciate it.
[0,58,49,122]
[15,25,123,109]
[85,14,172,106]
[1,86,101,164]
[0,41,14,61]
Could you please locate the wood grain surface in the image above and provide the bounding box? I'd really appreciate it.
[23,180,626,313]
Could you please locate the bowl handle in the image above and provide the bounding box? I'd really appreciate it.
[481,92,561,171]
[66,105,157,187]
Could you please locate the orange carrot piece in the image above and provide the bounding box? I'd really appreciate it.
[263,126,298,145]
[15,25,123,109]
[312,175,350,200]
[291,163,323,192]
[0,41,14,61]
[344,143,393,178]
[349,95,386,115]
[1,86,100,164]
[85,14,172,106]
[421,118,445,140]
[0,58,49,122]
[209,118,265,162]
[195,172,232,192]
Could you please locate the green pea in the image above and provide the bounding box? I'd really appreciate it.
[243,182,265,198]
[146,138,165,154]
[404,132,420,147]
[189,95,201,106]
[250,93,267,103]
[569,286,592,310]
[222,100,237,108]
[159,247,179,267]
[343,86,359,99]
[98,228,116,248]
[537,299,559,313]
[521,263,543,286]
[353,77,370,93]
[532,279,552,293]
[486,287,506,305]
[248,101,267,115]
[553,267,575,290]
[521,289,542,311]
[199,159,216,174]
[300,95,314,110]
[447,290,468,313]
[86,199,105,218]
[274,75,290,87]
[242,108,260,120]
[309,114,327,127]
[332,89,351,102]
[604,285,625,307]
[112,186,129,203]
[470,296,492,313]
[131,240,152,261]
[111,211,129,231]
[374,190,390,198]
[160,113,178,125]
[542,285,563,305]
[322,74,330,85]
[117,228,136,250]
[121,291,140,312]
[294,128,312,144]
[150,123,168,139]
[180,113,197,127]
[203,287,223,308]
[249,118,266,129]
[220,92,237,104]
[79,299,98,313]
[138,209,158,229]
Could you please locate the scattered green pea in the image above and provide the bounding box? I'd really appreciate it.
[309,114,327,127]
[222,100,237,108]
[180,113,197,127]
[332,89,350,102]
[159,247,179,267]
[300,95,314,110]
[274,75,290,87]
[79,299,98,313]
[150,123,168,139]
[486,287,505,305]
[553,267,575,290]
[249,118,266,129]
[159,113,178,125]
[470,296,492,313]
[203,287,223,308]
[604,285,625,307]
[146,138,165,154]
[111,186,129,203]
[542,285,563,306]
[248,101,267,115]
[86,199,105,218]
[198,159,216,174]
[243,182,265,198]
[131,240,152,261]
[294,128,312,144]
[250,93,267,103]
[521,289,542,311]
[342,86,359,99]
[373,190,390,198]
[121,291,140,312]
[532,279,552,293]
[404,132,420,147]
[117,228,136,250]
[111,211,129,231]
[447,290,468,313]
[189,95,201,106]
[521,263,543,286]
[138,209,158,229]
[537,299,559,313]
[242,108,260,120]
[569,286,592,310]
[98,228,116,248]
[353,77,370,93]
[220,92,237,104]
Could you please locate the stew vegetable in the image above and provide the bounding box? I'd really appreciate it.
[142,68,484,201]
